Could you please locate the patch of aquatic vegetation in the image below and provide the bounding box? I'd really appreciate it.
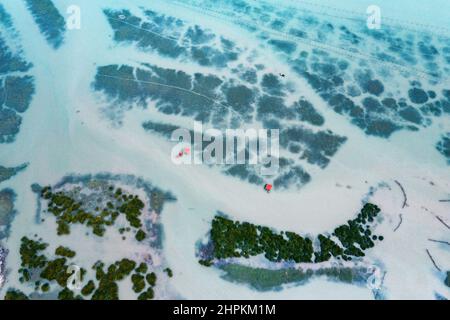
[24,0,65,49]
[436,133,450,164]
[35,174,174,245]
[0,188,17,240]
[4,174,176,300]
[95,5,350,190]
[104,8,240,68]
[218,263,373,292]
[0,163,27,183]
[198,203,382,265]
[0,4,35,143]
[164,0,450,138]
[94,63,333,130]
[40,185,149,239]
[0,245,6,289]
[142,120,314,189]
[178,0,450,75]
[4,237,166,300]
[291,51,450,138]
[94,62,345,190]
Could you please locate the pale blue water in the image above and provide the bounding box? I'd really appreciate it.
[0,0,449,300]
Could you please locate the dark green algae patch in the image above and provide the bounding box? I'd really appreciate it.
[4,174,176,300]
[198,203,384,291]
[5,237,160,300]
[0,163,28,183]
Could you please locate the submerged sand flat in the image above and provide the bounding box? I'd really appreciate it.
[0,0,449,299]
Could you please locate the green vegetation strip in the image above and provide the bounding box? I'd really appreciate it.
[219,264,369,291]
[206,203,382,264]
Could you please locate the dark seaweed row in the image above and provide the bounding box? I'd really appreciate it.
[94,63,345,190]
[100,7,342,154]
[182,0,450,76]
[142,120,313,189]
[24,0,65,49]
[42,174,174,249]
[104,8,239,68]
[95,63,330,130]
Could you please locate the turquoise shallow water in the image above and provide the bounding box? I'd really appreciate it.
[311,0,450,27]
[0,0,449,299]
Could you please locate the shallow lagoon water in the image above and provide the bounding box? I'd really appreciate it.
[0,0,449,299]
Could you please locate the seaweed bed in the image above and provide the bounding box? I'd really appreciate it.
[34,173,175,248]
[436,133,450,164]
[0,245,7,289]
[199,203,383,265]
[24,0,66,49]
[5,237,164,300]
[166,0,450,138]
[94,7,349,190]
[0,163,28,183]
[0,4,35,143]
[4,174,176,300]
[94,2,450,190]
[218,263,374,292]
[0,188,17,240]
[196,202,385,292]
